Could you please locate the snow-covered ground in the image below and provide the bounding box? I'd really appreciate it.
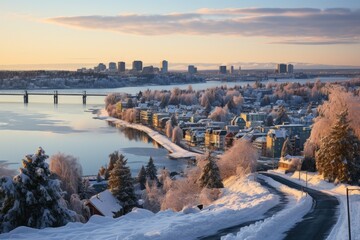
[98,109,200,159]
[269,170,360,240]
[223,174,312,240]
[0,176,278,240]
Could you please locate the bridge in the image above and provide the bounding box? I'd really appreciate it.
[0,91,108,104]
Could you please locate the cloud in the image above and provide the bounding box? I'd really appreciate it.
[46,8,360,45]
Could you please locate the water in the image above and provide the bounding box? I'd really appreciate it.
[0,77,349,175]
[0,99,187,176]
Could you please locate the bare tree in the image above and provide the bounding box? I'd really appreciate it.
[49,153,83,201]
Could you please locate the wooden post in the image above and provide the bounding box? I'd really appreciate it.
[82,91,87,104]
[24,91,29,103]
[54,90,58,104]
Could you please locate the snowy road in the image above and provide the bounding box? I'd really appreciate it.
[261,173,339,240]
[198,177,289,240]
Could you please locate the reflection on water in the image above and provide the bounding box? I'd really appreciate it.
[0,102,185,176]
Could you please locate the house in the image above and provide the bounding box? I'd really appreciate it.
[240,112,267,128]
[278,155,304,172]
[253,136,267,156]
[140,110,153,125]
[87,190,123,218]
[213,130,227,150]
[266,128,287,158]
[153,112,170,129]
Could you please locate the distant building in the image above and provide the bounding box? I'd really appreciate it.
[109,62,117,72]
[277,64,287,74]
[239,66,242,74]
[142,66,154,74]
[188,65,197,74]
[287,64,294,74]
[161,60,168,73]
[132,60,143,72]
[118,62,126,72]
[95,63,106,72]
[219,66,227,74]
[230,66,235,74]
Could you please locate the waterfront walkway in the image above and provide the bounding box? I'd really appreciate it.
[100,110,201,159]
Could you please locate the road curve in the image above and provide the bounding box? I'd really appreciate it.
[198,177,289,240]
[261,172,339,240]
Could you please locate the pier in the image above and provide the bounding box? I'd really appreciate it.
[0,91,108,104]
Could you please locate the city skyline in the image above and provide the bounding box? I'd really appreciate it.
[1,1,360,70]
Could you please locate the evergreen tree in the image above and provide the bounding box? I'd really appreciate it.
[198,155,224,189]
[137,166,147,190]
[145,157,158,182]
[0,147,74,233]
[316,109,360,183]
[281,138,293,157]
[108,153,137,214]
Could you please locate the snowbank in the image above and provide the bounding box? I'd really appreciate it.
[99,109,200,159]
[269,170,360,240]
[223,174,312,240]
[0,176,278,240]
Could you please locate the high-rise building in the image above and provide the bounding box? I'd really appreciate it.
[188,65,197,74]
[219,66,227,74]
[230,66,235,74]
[109,62,117,72]
[277,64,287,74]
[287,64,294,74]
[161,60,168,73]
[132,60,143,72]
[118,61,126,72]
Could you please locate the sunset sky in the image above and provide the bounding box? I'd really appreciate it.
[1,0,360,70]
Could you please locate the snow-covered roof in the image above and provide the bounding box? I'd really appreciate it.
[267,128,287,138]
[89,190,122,217]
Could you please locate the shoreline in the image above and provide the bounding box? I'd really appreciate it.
[98,109,201,159]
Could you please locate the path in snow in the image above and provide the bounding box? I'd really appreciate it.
[262,172,339,240]
[198,177,289,240]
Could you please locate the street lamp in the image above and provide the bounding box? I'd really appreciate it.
[346,187,360,240]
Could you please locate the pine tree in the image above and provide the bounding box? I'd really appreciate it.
[108,153,137,214]
[198,155,224,189]
[0,147,74,233]
[316,109,360,183]
[281,138,293,157]
[145,157,158,182]
[137,166,147,190]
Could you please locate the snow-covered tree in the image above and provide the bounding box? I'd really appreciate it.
[316,109,360,183]
[49,153,83,201]
[198,155,223,189]
[305,86,360,157]
[108,153,137,214]
[0,147,74,233]
[172,126,183,144]
[208,107,230,122]
[218,139,259,179]
[145,157,158,182]
[281,138,293,157]
[137,165,147,190]
[165,120,173,138]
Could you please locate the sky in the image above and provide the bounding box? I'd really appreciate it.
[0,0,360,70]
